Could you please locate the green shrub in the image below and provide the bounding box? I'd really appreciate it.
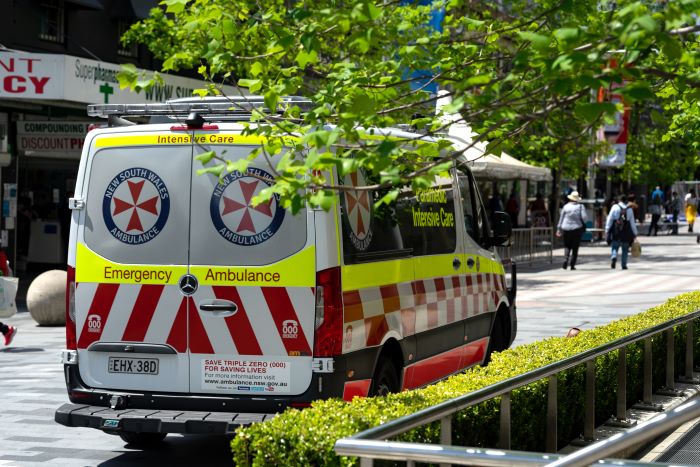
[231,291,700,466]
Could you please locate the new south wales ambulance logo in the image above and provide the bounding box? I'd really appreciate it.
[210,168,284,246]
[102,168,170,245]
[343,170,373,251]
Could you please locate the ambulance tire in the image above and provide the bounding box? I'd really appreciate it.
[484,307,510,365]
[369,356,400,397]
[118,431,167,447]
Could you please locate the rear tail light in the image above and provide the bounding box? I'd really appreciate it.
[66,266,76,350]
[313,267,343,357]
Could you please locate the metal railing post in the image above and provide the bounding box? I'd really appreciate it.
[500,391,511,449]
[529,228,534,265]
[659,328,684,396]
[584,360,596,441]
[440,416,452,467]
[360,457,373,467]
[546,374,557,453]
[633,337,662,411]
[617,347,626,420]
[606,347,636,428]
[681,321,699,383]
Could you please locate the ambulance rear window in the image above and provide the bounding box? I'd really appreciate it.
[83,145,191,266]
[189,145,308,267]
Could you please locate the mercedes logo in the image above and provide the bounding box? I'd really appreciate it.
[178,274,198,296]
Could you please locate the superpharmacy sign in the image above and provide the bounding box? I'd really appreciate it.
[0,52,237,104]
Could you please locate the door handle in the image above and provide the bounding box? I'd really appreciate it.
[466,257,475,269]
[199,300,238,317]
[452,257,461,270]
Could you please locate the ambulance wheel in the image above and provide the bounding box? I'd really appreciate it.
[118,431,167,447]
[370,357,400,397]
[484,308,509,365]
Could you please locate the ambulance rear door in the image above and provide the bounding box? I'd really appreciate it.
[76,130,191,392]
[188,131,316,396]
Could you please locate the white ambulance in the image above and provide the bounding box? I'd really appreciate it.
[55,96,516,445]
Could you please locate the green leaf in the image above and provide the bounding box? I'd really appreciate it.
[553,27,579,42]
[517,31,550,51]
[196,164,225,177]
[634,15,657,32]
[237,78,262,93]
[117,64,138,90]
[226,159,250,174]
[375,189,398,208]
[163,0,189,14]
[574,102,617,123]
[295,49,318,68]
[195,150,216,165]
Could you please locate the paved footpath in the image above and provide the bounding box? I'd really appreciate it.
[514,232,700,346]
[0,234,698,466]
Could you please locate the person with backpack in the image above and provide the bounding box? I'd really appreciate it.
[648,186,664,236]
[556,190,587,270]
[605,194,638,269]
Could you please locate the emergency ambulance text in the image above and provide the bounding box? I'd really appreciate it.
[103,266,172,283]
[204,268,280,283]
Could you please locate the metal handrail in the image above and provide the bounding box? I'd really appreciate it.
[335,309,700,466]
[335,395,700,467]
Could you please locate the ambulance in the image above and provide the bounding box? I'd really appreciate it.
[55,96,516,445]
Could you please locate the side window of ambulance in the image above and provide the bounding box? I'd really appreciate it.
[340,180,457,263]
[457,165,490,247]
[405,181,457,255]
[457,172,478,242]
[340,187,408,264]
[393,180,457,256]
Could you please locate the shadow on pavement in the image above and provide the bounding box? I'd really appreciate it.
[97,435,234,466]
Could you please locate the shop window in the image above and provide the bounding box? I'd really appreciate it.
[117,19,138,57]
[39,0,65,43]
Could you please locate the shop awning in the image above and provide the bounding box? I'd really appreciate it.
[447,124,552,182]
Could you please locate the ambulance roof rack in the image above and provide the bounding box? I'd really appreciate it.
[87,96,314,121]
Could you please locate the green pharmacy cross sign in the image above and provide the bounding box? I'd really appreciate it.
[99,82,114,104]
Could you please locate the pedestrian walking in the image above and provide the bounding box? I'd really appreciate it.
[0,248,17,346]
[556,190,587,270]
[605,194,638,270]
[685,189,697,233]
[505,191,519,227]
[0,322,17,346]
[668,191,682,235]
[648,186,664,236]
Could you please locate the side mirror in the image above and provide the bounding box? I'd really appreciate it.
[490,211,511,246]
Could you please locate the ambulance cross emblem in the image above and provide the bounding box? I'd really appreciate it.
[112,180,159,232]
[221,180,273,233]
[210,168,285,246]
[103,168,170,245]
[343,170,373,251]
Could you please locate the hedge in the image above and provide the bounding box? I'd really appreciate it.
[231,291,700,466]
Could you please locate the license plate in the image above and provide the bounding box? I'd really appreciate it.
[108,357,159,375]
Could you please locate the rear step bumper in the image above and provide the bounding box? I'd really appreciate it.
[55,403,276,435]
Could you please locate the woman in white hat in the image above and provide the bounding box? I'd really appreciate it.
[556,191,587,270]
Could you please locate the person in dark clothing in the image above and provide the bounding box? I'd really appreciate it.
[648,187,663,236]
[505,191,519,227]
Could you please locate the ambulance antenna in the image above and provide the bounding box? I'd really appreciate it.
[185,112,205,129]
